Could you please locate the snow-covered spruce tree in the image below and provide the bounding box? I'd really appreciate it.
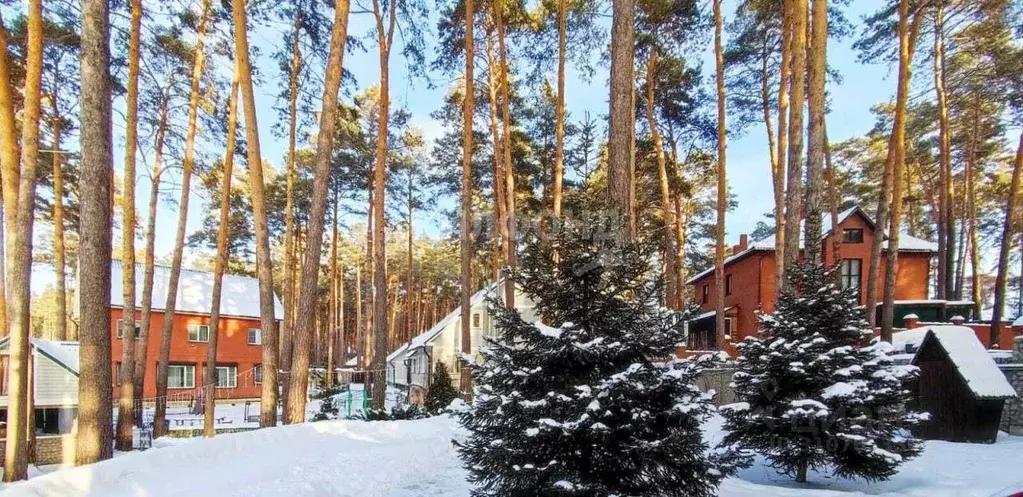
[457,224,740,497]
[425,362,459,414]
[720,263,925,483]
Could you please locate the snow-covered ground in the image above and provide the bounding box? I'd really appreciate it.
[3,415,1022,497]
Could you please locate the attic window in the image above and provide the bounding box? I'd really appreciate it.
[842,229,864,243]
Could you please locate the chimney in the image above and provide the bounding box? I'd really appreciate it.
[733,234,749,254]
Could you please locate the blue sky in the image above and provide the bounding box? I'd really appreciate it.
[33,0,897,291]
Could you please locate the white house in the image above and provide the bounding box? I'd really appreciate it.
[387,280,538,403]
[0,337,80,435]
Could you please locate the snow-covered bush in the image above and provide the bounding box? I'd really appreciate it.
[356,404,430,421]
[457,224,741,497]
[312,387,342,421]
[720,263,926,483]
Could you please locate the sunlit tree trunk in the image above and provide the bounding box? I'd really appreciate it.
[133,95,169,410]
[803,0,826,264]
[232,0,280,428]
[497,0,517,309]
[967,99,983,319]
[279,8,302,418]
[773,0,790,293]
[933,6,953,300]
[459,0,475,396]
[115,0,142,451]
[607,0,634,238]
[990,132,1023,348]
[782,0,807,288]
[552,0,566,220]
[154,0,211,436]
[50,94,67,340]
[0,15,19,331]
[203,74,238,438]
[327,191,339,388]
[75,0,113,467]
[487,33,507,283]
[713,0,727,347]
[645,53,677,308]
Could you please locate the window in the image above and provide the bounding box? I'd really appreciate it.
[725,274,733,296]
[214,366,237,388]
[187,324,210,342]
[702,284,709,304]
[167,365,195,389]
[248,328,262,345]
[472,313,481,328]
[724,317,734,339]
[842,229,864,243]
[253,365,262,385]
[840,259,863,290]
[116,320,141,339]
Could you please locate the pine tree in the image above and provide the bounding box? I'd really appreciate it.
[721,263,926,483]
[457,224,739,497]
[424,362,458,414]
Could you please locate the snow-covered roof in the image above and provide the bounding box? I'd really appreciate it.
[686,206,937,284]
[912,326,1017,399]
[109,260,285,321]
[387,280,505,363]
[0,337,80,375]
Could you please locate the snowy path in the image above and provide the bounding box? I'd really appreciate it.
[3,415,1023,497]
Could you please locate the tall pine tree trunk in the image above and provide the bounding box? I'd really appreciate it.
[990,132,1023,348]
[487,33,507,283]
[803,0,826,263]
[774,0,790,293]
[286,0,352,422]
[75,0,113,466]
[933,6,953,300]
[607,0,634,238]
[133,96,168,408]
[4,0,43,478]
[0,14,15,342]
[459,0,475,396]
[713,0,727,346]
[115,0,142,451]
[232,0,280,428]
[497,0,517,309]
[50,94,67,340]
[154,0,210,436]
[203,74,238,438]
[552,0,566,220]
[279,8,302,418]
[782,0,807,287]
[646,54,678,309]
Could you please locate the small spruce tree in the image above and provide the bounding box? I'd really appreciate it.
[457,223,740,497]
[721,263,926,483]
[425,362,459,414]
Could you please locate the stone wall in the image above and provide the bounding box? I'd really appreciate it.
[696,366,737,406]
[998,337,1023,435]
[0,434,76,466]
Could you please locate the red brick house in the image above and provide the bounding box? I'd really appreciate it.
[99,261,284,401]
[686,206,936,351]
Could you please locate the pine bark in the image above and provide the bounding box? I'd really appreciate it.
[154,0,210,436]
[76,0,113,466]
[990,132,1023,348]
[497,0,517,309]
[50,93,67,340]
[285,0,352,422]
[460,0,475,396]
[133,96,169,407]
[967,100,983,319]
[607,0,634,238]
[115,0,142,451]
[774,0,791,292]
[203,74,239,438]
[279,8,302,418]
[933,6,953,300]
[713,0,727,346]
[804,0,826,264]
[232,0,280,428]
[782,0,807,286]
[552,0,566,219]
[646,54,677,308]
[487,33,507,283]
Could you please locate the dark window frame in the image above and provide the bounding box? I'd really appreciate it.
[702,284,709,304]
[840,258,863,291]
[725,274,733,296]
[842,228,864,243]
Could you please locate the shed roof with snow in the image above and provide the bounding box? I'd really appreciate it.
[912,326,1016,399]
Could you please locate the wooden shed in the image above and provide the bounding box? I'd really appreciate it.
[910,326,1017,443]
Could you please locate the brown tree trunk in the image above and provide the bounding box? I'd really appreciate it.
[880,0,921,342]
[75,0,113,466]
[279,8,302,419]
[286,0,352,423]
[713,0,727,347]
[825,123,841,262]
[50,95,67,340]
[203,74,239,438]
[803,0,826,264]
[154,0,211,436]
[774,0,790,292]
[232,0,280,428]
[497,1,517,309]
[0,14,13,343]
[607,0,634,238]
[487,33,507,283]
[459,0,475,397]
[133,95,169,409]
[990,132,1023,348]
[933,6,952,300]
[4,0,44,478]
[782,0,807,286]
[552,0,566,220]
[115,0,142,451]
[645,54,677,308]
[327,194,339,388]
